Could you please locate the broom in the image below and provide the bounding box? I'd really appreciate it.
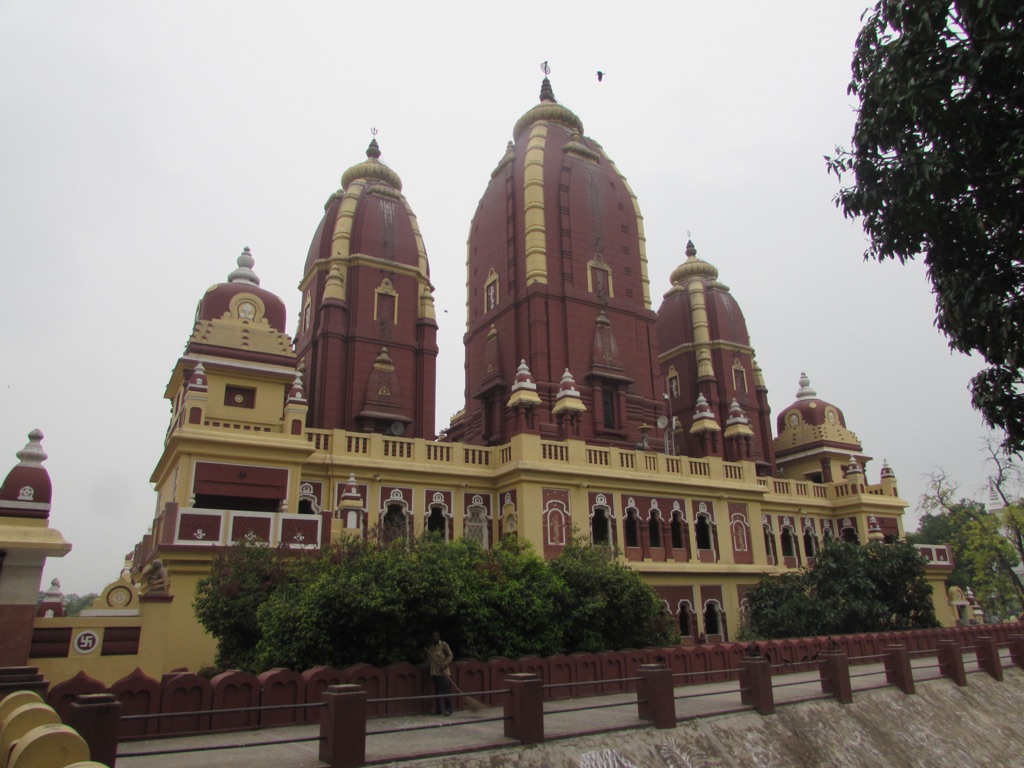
[448,676,487,713]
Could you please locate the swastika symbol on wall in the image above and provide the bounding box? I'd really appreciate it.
[74,630,100,654]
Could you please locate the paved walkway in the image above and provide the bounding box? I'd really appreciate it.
[113,653,1002,767]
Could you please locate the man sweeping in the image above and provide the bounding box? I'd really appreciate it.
[425,629,454,715]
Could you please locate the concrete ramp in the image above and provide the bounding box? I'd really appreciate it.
[408,669,1024,768]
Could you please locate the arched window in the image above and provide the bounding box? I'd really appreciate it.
[668,372,680,399]
[587,256,613,300]
[427,504,448,538]
[780,525,797,558]
[381,503,407,544]
[591,506,612,546]
[648,511,662,548]
[678,600,693,637]
[732,360,747,393]
[670,511,685,549]
[465,505,489,548]
[763,523,777,565]
[803,526,818,557]
[704,601,722,636]
[841,519,859,543]
[696,514,713,551]
[624,508,640,548]
[602,387,617,429]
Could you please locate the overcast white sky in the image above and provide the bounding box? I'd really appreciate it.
[1,2,998,595]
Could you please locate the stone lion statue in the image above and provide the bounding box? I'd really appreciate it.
[136,559,170,595]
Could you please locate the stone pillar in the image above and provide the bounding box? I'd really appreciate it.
[975,636,1003,681]
[1008,634,1024,670]
[67,693,122,767]
[883,645,915,695]
[936,639,967,686]
[818,651,852,704]
[503,673,544,745]
[320,684,366,768]
[636,664,675,728]
[738,658,774,715]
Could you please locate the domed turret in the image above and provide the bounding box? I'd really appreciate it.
[295,139,438,438]
[0,429,52,519]
[187,247,294,364]
[657,240,774,471]
[195,247,288,333]
[669,239,719,284]
[774,373,869,484]
[450,76,663,447]
[0,429,70,666]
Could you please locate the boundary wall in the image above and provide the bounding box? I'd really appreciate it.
[5,622,1020,738]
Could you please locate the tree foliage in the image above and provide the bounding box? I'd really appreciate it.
[740,540,939,640]
[549,538,678,654]
[194,534,678,672]
[826,1,1024,451]
[913,455,1024,618]
[193,542,298,671]
[64,593,100,617]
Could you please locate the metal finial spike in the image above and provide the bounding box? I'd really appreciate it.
[370,127,378,137]
[540,60,551,76]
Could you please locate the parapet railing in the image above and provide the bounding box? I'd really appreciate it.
[301,429,898,503]
[43,634,1023,768]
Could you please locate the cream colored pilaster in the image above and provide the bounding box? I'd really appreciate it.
[331,182,364,260]
[523,124,549,286]
[687,279,715,379]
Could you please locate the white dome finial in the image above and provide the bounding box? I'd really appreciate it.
[228,246,261,286]
[795,372,817,400]
[16,429,47,466]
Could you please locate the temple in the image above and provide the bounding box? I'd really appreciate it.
[3,78,958,681]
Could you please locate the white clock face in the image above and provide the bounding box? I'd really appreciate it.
[234,393,245,404]
[788,413,798,427]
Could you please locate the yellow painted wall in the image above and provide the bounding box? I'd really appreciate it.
[35,426,955,686]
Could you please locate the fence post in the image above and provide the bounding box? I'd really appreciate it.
[1009,634,1024,670]
[635,664,675,729]
[817,651,852,704]
[737,658,774,716]
[503,673,543,745]
[883,645,914,695]
[66,693,121,768]
[936,639,967,687]
[320,684,366,768]
[975,636,1003,681]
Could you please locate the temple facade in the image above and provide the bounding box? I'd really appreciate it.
[10,79,957,683]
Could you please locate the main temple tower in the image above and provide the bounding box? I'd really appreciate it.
[657,240,775,472]
[295,140,438,439]
[449,77,663,447]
